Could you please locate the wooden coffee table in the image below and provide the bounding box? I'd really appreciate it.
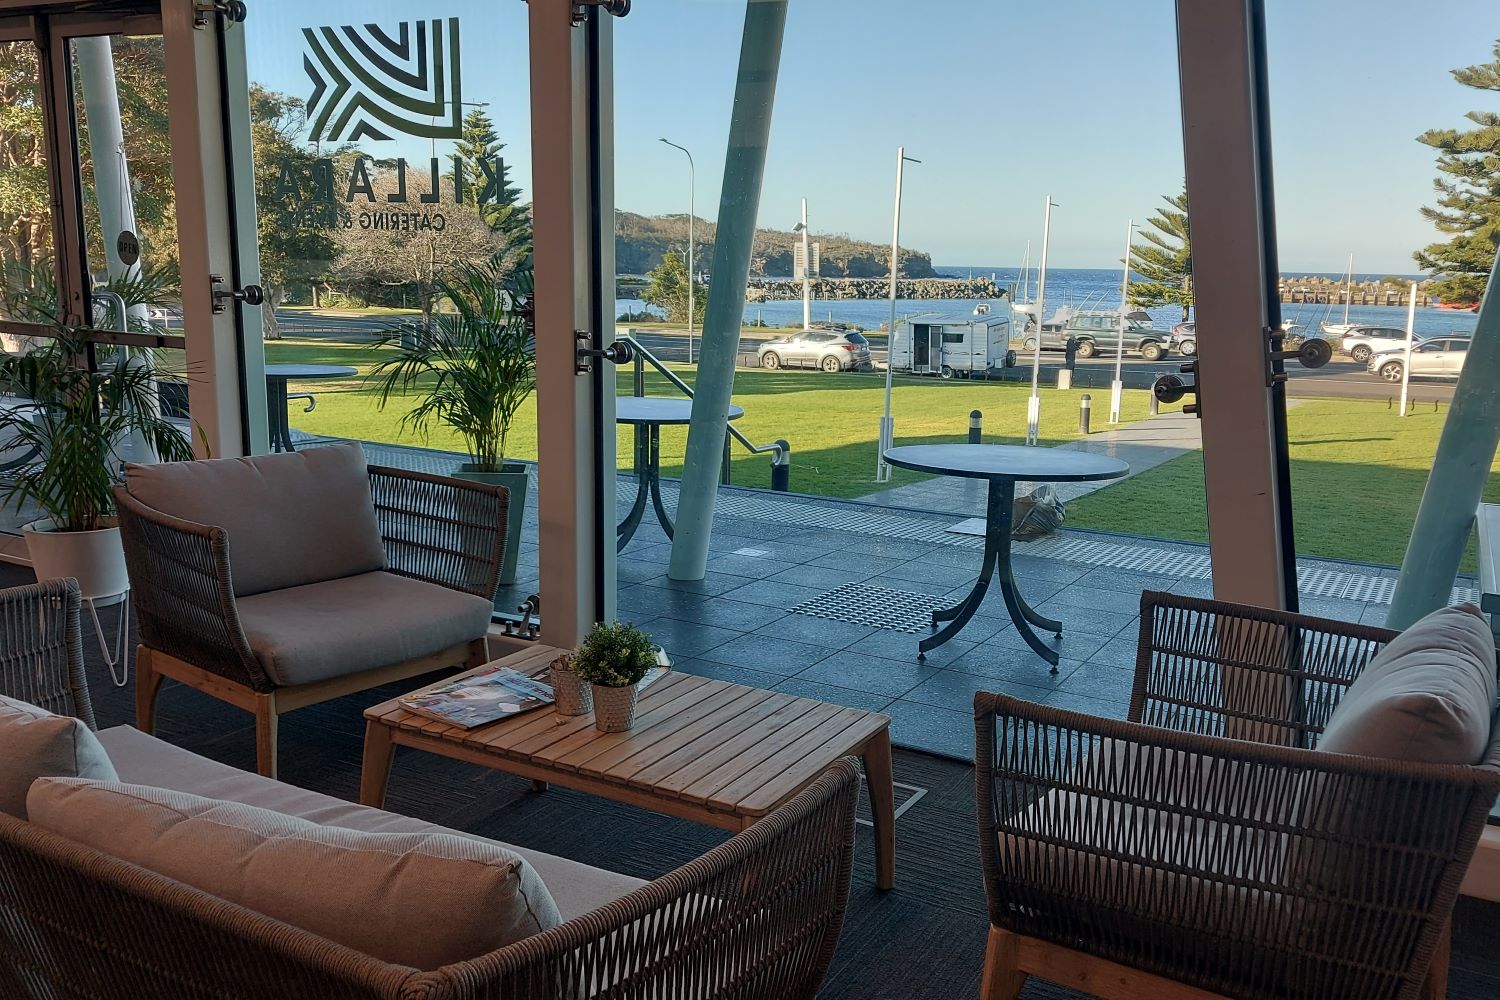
[360,645,897,889]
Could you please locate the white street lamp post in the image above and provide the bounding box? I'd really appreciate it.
[1400,281,1417,416]
[1026,196,1056,446]
[659,138,695,364]
[1111,218,1136,424]
[793,199,812,330]
[877,146,920,482]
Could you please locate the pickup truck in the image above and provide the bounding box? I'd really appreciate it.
[1022,310,1173,362]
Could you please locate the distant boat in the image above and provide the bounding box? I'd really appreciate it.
[1320,253,1358,336]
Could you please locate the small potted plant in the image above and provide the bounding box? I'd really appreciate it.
[548,652,591,717]
[572,620,656,733]
[0,327,192,601]
[369,243,534,585]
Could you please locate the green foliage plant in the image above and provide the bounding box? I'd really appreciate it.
[0,328,193,531]
[368,245,534,471]
[572,620,656,688]
[1128,189,1193,320]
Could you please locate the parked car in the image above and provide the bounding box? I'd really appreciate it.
[1367,336,1471,381]
[1023,310,1173,362]
[1341,325,1417,364]
[1170,320,1196,356]
[758,329,872,372]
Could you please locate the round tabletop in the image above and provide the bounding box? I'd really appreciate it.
[264,364,357,380]
[614,397,745,426]
[883,443,1129,483]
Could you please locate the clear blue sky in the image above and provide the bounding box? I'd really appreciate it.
[248,1,1500,272]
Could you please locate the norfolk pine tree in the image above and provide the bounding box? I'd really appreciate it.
[1129,190,1193,321]
[1414,39,1500,306]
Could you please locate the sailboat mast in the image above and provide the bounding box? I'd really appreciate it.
[1342,253,1353,325]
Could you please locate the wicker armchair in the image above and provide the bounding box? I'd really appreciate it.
[975,591,1500,1000]
[0,578,93,729]
[0,756,859,1000]
[116,445,508,778]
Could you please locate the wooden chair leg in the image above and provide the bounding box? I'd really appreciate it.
[254,693,279,780]
[980,926,1027,1000]
[134,646,163,735]
[1421,919,1451,1000]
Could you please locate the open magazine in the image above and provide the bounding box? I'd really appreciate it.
[400,666,556,729]
[400,650,674,729]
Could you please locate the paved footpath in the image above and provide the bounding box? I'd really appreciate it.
[862,409,1203,516]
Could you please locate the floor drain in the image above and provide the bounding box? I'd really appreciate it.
[791,582,947,634]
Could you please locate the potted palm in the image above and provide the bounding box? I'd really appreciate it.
[0,328,193,602]
[370,249,533,585]
[571,621,657,733]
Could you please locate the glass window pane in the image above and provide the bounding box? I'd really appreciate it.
[0,39,55,338]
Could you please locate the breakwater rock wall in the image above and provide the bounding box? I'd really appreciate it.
[744,276,1007,302]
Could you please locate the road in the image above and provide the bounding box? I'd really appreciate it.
[268,311,1456,404]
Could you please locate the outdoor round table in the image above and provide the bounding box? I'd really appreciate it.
[616,397,744,551]
[882,444,1129,669]
[264,364,356,452]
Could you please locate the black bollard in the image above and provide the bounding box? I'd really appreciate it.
[771,440,791,492]
[1079,394,1092,434]
[968,409,982,444]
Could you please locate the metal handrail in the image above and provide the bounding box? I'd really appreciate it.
[622,333,786,463]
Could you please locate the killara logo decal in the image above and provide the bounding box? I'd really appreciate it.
[302,18,462,143]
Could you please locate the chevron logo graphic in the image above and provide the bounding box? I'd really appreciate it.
[302,18,462,143]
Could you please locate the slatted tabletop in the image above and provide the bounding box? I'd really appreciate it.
[362,645,894,885]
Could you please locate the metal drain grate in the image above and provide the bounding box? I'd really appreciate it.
[790,582,949,633]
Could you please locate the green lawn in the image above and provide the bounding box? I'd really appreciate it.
[263,337,1489,569]
[1069,398,1499,569]
[262,337,1160,500]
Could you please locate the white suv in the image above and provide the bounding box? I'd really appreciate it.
[1367,336,1471,381]
[1341,326,1415,364]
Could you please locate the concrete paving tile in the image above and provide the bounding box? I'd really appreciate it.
[1054,662,1137,703]
[876,560,984,589]
[942,643,1082,687]
[807,550,908,576]
[902,669,1052,714]
[764,565,868,590]
[755,614,879,649]
[716,579,826,609]
[702,553,799,579]
[631,617,740,659]
[697,634,835,676]
[844,630,980,668]
[1075,566,1182,596]
[795,650,941,700]
[985,627,1111,662]
[671,657,784,689]
[637,572,755,597]
[656,597,785,632]
[1045,584,1150,617]
[882,700,976,760]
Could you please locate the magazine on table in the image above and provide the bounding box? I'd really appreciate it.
[400,665,556,729]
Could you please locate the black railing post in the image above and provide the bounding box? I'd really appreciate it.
[771,440,791,491]
[721,432,732,485]
[968,409,982,444]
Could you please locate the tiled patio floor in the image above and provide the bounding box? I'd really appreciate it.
[354,437,1473,762]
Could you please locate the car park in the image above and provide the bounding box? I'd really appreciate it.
[1367,336,1471,381]
[757,329,873,372]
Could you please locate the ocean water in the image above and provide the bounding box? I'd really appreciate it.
[617,267,1479,340]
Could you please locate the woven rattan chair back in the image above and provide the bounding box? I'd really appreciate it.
[0,578,93,729]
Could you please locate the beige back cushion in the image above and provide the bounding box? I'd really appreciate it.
[0,695,116,819]
[1319,603,1497,765]
[28,779,561,969]
[124,442,386,596]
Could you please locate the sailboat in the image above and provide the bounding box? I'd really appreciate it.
[1320,254,1358,337]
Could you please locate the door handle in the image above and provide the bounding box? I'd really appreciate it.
[575,332,635,375]
[210,275,264,314]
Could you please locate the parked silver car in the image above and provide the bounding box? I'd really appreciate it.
[1342,325,1415,364]
[1367,336,1471,381]
[758,330,872,372]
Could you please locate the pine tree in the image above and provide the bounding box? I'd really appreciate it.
[1128,190,1192,320]
[1413,40,1500,306]
[453,108,531,243]
[641,250,706,325]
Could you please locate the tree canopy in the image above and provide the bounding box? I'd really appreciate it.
[1128,190,1192,320]
[641,250,706,325]
[1413,39,1500,306]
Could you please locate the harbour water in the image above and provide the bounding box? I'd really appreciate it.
[617,267,1479,340]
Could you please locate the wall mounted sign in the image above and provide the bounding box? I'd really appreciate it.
[302,18,463,143]
[116,230,140,267]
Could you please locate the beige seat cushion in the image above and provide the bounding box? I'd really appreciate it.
[0,695,116,819]
[235,570,494,686]
[1319,603,1497,764]
[29,777,562,971]
[97,725,646,921]
[124,442,386,597]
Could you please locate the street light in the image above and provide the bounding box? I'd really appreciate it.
[659,138,696,364]
[876,147,921,483]
[1110,218,1140,424]
[1026,196,1058,446]
[793,200,811,331]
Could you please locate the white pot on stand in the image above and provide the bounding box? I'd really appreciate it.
[23,519,132,683]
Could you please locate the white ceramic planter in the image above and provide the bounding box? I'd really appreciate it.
[23,521,129,607]
[550,659,593,717]
[591,684,638,733]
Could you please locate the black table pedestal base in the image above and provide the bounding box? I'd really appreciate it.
[919,479,1064,671]
[617,424,673,551]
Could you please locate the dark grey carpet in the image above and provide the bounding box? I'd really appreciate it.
[5,562,1498,999]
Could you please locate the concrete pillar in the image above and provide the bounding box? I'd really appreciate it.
[1387,252,1500,629]
[668,0,788,581]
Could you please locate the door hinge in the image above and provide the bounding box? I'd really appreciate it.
[572,0,631,26]
[194,1,247,29]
